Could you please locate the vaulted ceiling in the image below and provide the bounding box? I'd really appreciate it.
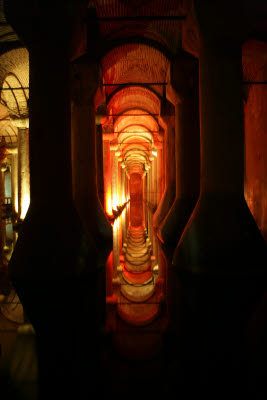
[0,0,266,154]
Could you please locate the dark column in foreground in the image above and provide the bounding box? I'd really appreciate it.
[5,1,108,398]
[164,1,267,395]
[71,54,113,255]
[153,102,176,229]
[159,53,200,256]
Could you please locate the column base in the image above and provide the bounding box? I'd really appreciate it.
[152,188,175,229]
[162,268,266,396]
[173,194,267,276]
[158,196,198,255]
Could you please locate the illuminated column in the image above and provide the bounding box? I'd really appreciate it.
[8,149,18,216]
[7,119,30,221]
[147,164,151,238]
[0,145,24,324]
[121,169,126,244]
[142,173,146,227]
[151,156,157,208]
[71,55,112,248]
[109,146,119,276]
[115,151,119,207]
[16,124,30,219]
[159,54,200,254]
[156,145,163,204]
[0,156,5,265]
[103,138,112,215]
[110,146,116,209]
[95,123,104,208]
[153,116,175,228]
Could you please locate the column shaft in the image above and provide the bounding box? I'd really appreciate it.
[17,128,30,219]
[71,56,112,245]
[159,54,200,254]
[96,124,104,208]
[11,153,18,215]
[153,117,176,228]
[173,40,267,274]
[103,140,112,215]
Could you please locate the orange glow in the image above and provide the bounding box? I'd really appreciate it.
[106,187,113,216]
[112,193,121,210]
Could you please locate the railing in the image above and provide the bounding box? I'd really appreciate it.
[1,197,12,224]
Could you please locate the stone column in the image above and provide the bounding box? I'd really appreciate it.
[5,2,102,398]
[151,155,157,209]
[156,145,163,204]
[95,123,104,208]
[6,148,18,216]
[110,146,116,209]
[103,138,112,215]
[71,55,112,251]
[165,1,267,393]
[173,27,266,277]
[159,53,200,255]
[146,163,152,239]
[153,114,175,228]
[14,122,30,220]
[0,159,5,266]
[121,169,126,244]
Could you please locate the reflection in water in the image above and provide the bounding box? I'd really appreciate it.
[110,199,163,326]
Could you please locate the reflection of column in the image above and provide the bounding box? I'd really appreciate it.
[112,218,119,278]
[147,165,151,238]
[121,170,126,243]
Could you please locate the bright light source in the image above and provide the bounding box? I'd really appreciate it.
[106,187,113,216]
[21,193,30,219]
[152,150,157,157]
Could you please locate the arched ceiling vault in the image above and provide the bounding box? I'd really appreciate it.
[102,42,168,177]
[89,0,185,57]
[0,47,29,144]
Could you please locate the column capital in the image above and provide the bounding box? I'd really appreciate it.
[10,117,29,129]
[4,0,78,49]
[167,52,198,103]
[192,0,245,45]
[103,134,115,142]
[71,55,99,105]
